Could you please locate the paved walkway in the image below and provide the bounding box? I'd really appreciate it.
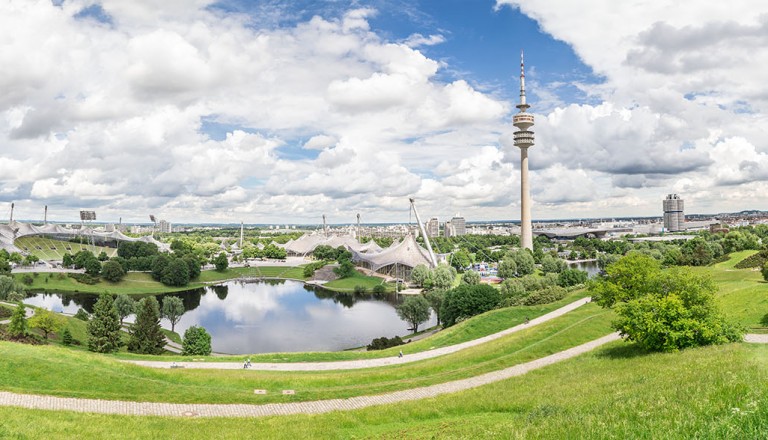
[126,297,594,371]
[745,333,768,343]
[0,302,35,325]
[0,332,622,418]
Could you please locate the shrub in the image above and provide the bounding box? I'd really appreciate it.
[21,274,34,285]
[366,336,404,351]
[68,273,100,285]
[182,325,212,356]
[353,285,367,294]
[61,327,73,346]
[303,260,328,278]
[442,284,501,327]
[558,269,588,287]
[521,285,568,305]
[734,249,768,269]
[372,284,386,294]
[74,308,90,321]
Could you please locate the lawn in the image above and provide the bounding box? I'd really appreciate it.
[0,302,614,404]
[0,341,764,439]
[322,270,391,292]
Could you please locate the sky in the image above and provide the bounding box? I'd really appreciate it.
[2,0,768,224]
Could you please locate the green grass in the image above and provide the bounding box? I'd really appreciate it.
[0,302,613,404]
[689,250,768,332]
[322,271,390,292]
[0,341,764,439]
[14,236,118,261]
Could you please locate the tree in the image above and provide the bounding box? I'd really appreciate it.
[8,303,28,338]
[442,284,501,327]
[396,295,431,333]
[62,253,74,268]
[23,254,39,266]
[182,325,212,356]
[450,250,472,272]
[432,265,456,290]
[540,255,567,274]
[182,255,201,279]
[424,289,446,325]
[762,262,768,283]
[101,260,126,282]
[333,260,356,278]
[590,254,742,352]
[497,257,517,279]
[84,258,102,277]
[97,251,109,261]
[113,294,135,325]
[29,308,65,339]
[161,296,185,333]
[87,294,122,353]
[558,268,588,287]
[61,327,73,346]
[151,254,170,281]
[0,275,25,302]
[500,278,526,304]
[512,250,535,276]
[162,258,190,287]
[410,265,432,288]
[461,270,481,285]
[73,250,96,269]
[213,252,229,272]
[127,296,165,355]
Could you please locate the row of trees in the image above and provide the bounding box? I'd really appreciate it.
[86,293,211,355]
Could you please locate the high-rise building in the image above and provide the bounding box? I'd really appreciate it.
[426,217,439,237]
[444,220,454,237]
[663,194,685,232]
[513,51,535,250]
[450,214,466,236]
[158,219,172,233]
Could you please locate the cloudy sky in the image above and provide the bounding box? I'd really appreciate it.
[2,0,767,224]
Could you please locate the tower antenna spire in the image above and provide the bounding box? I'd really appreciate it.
[513,49,535,250]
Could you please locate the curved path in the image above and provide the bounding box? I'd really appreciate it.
[126,297,594,371]
[0,332,621,418]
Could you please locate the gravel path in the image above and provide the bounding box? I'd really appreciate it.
[745,333,768,343]
[0,332,621,418]
[126,297,593,371]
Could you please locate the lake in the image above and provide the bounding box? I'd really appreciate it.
[23,280,436,354]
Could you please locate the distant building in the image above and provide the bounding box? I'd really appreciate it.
[426,217,439,237]
[451,214,466,236]
[663,194,685,232]
[444,220,454,237]
[158,220,172,233]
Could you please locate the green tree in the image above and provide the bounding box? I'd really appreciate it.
[113,294,135,325]
[62,253,74,267]
[87,294,122,353]
[213,252,229,272]
[0,275,25,302]
[450,249,472,272]
[97,251,109,261]
[497,257,517,279]
[182,325,212,356]
[460,270,481,285]
[590,252,661,308]
[333,260,356,278]
[432,265,456,290]
[127,296,165,355]
[442,284,501,327]
[558,268,588,287]
[29,308,65,339]
[182,255,201,279]
[151,254,170,281]
[540,255,567,274]
[424,289,446,325]
[161,296,185,333]
[61,327,73,346]
[762,262,768,283]
[410,264,432,288]
[8,303,28,338]
[84,258,102,277]
[101,260,126,282]
[396,295,431,333]
[162,258,190,287]
[500,278,526,304]
[512,250,535,276]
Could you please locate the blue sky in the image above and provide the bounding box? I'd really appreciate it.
[1,0,767,223]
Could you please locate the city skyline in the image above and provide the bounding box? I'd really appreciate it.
[1,1,767,224]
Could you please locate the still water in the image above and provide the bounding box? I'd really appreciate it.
[24,280,435,354]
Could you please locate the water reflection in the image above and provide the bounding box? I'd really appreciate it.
[24,280,435,354]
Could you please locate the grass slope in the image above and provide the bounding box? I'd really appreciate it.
[0,342,764,439]
[14,236,118,261]
[0,302,613,404]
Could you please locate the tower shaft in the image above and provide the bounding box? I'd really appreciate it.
[513,50,534,251]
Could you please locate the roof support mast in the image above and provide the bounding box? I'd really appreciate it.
[409,198,438,268]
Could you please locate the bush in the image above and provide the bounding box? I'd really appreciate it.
[21,274,34,285]
[74,308,90,321]
[182,325,212,356]
[558,269,588,287]
[734,249,768,269]
[68,273,100,285]
[442,284,501,327]
[353,285,367,294]
[520,286,568,306]
[303,260,329,278]
[366,336,404,351]
[372,284,386,294]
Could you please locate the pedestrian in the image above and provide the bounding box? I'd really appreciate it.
[398,350,403,358]
[524,316,530,324]
[247,358,251,368]
[243,360,248,369]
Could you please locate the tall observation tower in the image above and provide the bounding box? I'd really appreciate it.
[513,51,535,250]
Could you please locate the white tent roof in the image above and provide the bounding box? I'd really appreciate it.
[351,234,433,271]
